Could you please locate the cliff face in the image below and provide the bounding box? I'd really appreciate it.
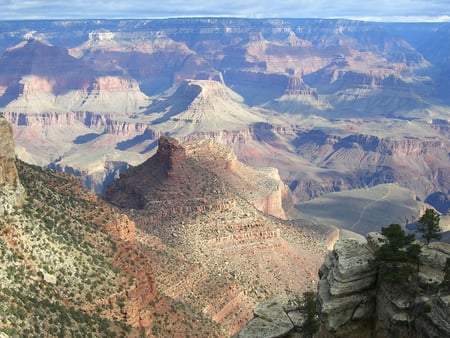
[318,237,450,337]
[0,116,19,185]
[0,115,24,212]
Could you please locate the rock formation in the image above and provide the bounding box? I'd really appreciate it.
[0,115,25,213]
[318,238,377,336]
[184,138,292,218]
[236,299,297,338]
[105,135,291,219]
[0,116,19,186]
[317,236,450,337]
[104,135,331,335]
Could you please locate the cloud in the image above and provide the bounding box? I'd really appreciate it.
[0,0,449,21]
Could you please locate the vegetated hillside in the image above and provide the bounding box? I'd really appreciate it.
[0,160,221,337]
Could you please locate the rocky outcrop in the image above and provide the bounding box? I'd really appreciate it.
[318,239,377,335]
[0,116,25,213]
[102,213,136,242]
[185,138,291,219]
[235,299,295,338]
[155,136,186,176]
[318,237,450,337]
[0,116,19,186]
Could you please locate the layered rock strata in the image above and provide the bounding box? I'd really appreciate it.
[318,238,377,335]
[318,236,450,337]
[104,135,329,335]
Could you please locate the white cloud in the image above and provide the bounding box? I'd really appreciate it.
[0,0,448,21]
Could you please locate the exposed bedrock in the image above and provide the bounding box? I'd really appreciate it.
[317,237,450,337]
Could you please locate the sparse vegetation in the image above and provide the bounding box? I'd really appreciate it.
[0,161,134,336]
[295,291,321,337]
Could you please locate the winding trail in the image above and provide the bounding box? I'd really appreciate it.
[351,184,392,231]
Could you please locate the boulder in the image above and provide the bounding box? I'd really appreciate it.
[236,299,294,338]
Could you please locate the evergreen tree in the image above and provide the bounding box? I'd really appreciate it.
[440,258,450,291]
[297,291,320,337]
[371,224,421,284]
[417,208,442,243]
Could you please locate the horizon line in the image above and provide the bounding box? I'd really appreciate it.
[0,15,449,24]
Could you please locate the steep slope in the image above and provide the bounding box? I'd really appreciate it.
[0,115,25,213]
[318,237,450,337]
[0,116,20,186]
[104,136,331,335]
[0,119,222,336]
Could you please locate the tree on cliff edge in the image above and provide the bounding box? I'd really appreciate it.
[371,223,421,284]
[299,291,320,337]
[440,258,450,291]
[417,208,442,244]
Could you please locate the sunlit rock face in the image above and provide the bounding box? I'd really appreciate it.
[0,116,19,185]
[0,116,25,213]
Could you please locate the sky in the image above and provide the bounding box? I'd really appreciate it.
[1,0,449,22]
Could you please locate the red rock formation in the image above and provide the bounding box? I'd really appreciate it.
[102,213,136,242]
[0,117,19,185]
[155,136,186,176]
[185,138,291,218]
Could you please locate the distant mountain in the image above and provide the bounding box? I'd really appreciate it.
[0,18,449,215]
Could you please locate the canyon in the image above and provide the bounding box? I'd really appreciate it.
[0,17,449,336]
[0,18,448,227]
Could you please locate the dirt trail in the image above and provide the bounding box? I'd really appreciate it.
[351,184,392,231]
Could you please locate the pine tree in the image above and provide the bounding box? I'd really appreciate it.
[440,258,450,291]
[296,291,321,337]
[417,208,442,244]
[371,224,421,284]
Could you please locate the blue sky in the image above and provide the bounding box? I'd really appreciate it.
[2,0,449,22]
